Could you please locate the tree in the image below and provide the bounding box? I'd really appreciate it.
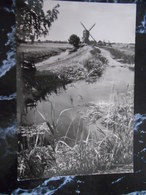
[16,0,60,42]
[68,34,80,48]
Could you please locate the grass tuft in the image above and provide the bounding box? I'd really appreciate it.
[18,87,133,178]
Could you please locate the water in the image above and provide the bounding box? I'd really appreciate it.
[26,63,134,120]
[25,62,134,145]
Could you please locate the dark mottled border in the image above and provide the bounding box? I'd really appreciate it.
[0,1,146,194]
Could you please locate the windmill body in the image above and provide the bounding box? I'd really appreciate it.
[83,29,90,44]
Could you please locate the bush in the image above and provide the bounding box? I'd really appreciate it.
[68,34,80,48]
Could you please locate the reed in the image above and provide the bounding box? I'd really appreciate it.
[18,87,133,178]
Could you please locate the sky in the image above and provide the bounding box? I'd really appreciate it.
[42,1,136,43]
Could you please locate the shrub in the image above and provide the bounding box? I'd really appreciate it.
[68,34,80,48]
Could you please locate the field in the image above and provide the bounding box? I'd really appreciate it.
[17,42,72,63]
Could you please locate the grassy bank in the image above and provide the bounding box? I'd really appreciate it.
[42,46,108,82]
[18,45,108,111]
[18,43,108,82]
[50,89,133,176]
[103,45,135,64]
[18,88,133,179]
[17,43,134,179]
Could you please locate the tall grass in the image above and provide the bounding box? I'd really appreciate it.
[54,92,133,175]
[84,53,108,79]
[18,122,55,179]
[56,87,133,175]
[18,87,133,178]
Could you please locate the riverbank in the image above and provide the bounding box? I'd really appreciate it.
[17,42,134,179]
[18,89,133,179]
[18,45,108,112]
[35,45,107,82]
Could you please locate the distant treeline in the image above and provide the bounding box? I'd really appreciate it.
[37,40,68,44]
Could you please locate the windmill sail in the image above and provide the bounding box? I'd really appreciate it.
[80,22,97,44]
[89,23,96,32]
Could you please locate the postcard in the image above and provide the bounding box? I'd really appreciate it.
[17,1,136,180]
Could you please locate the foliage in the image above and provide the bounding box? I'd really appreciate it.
[16,0,60,42]
[68,34,80,48]
[54,89,133,175]
[18,123,55,179]
[18,87,133,178]
[84,48,108,79]
[18,146,55,179]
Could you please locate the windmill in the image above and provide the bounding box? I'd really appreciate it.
[80,22,97,44]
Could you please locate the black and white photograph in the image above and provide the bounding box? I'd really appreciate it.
[17,1,136,180]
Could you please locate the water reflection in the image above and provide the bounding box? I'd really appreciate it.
[22,63,134,149]
[21,70,71,117]
[25,64,134,123]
